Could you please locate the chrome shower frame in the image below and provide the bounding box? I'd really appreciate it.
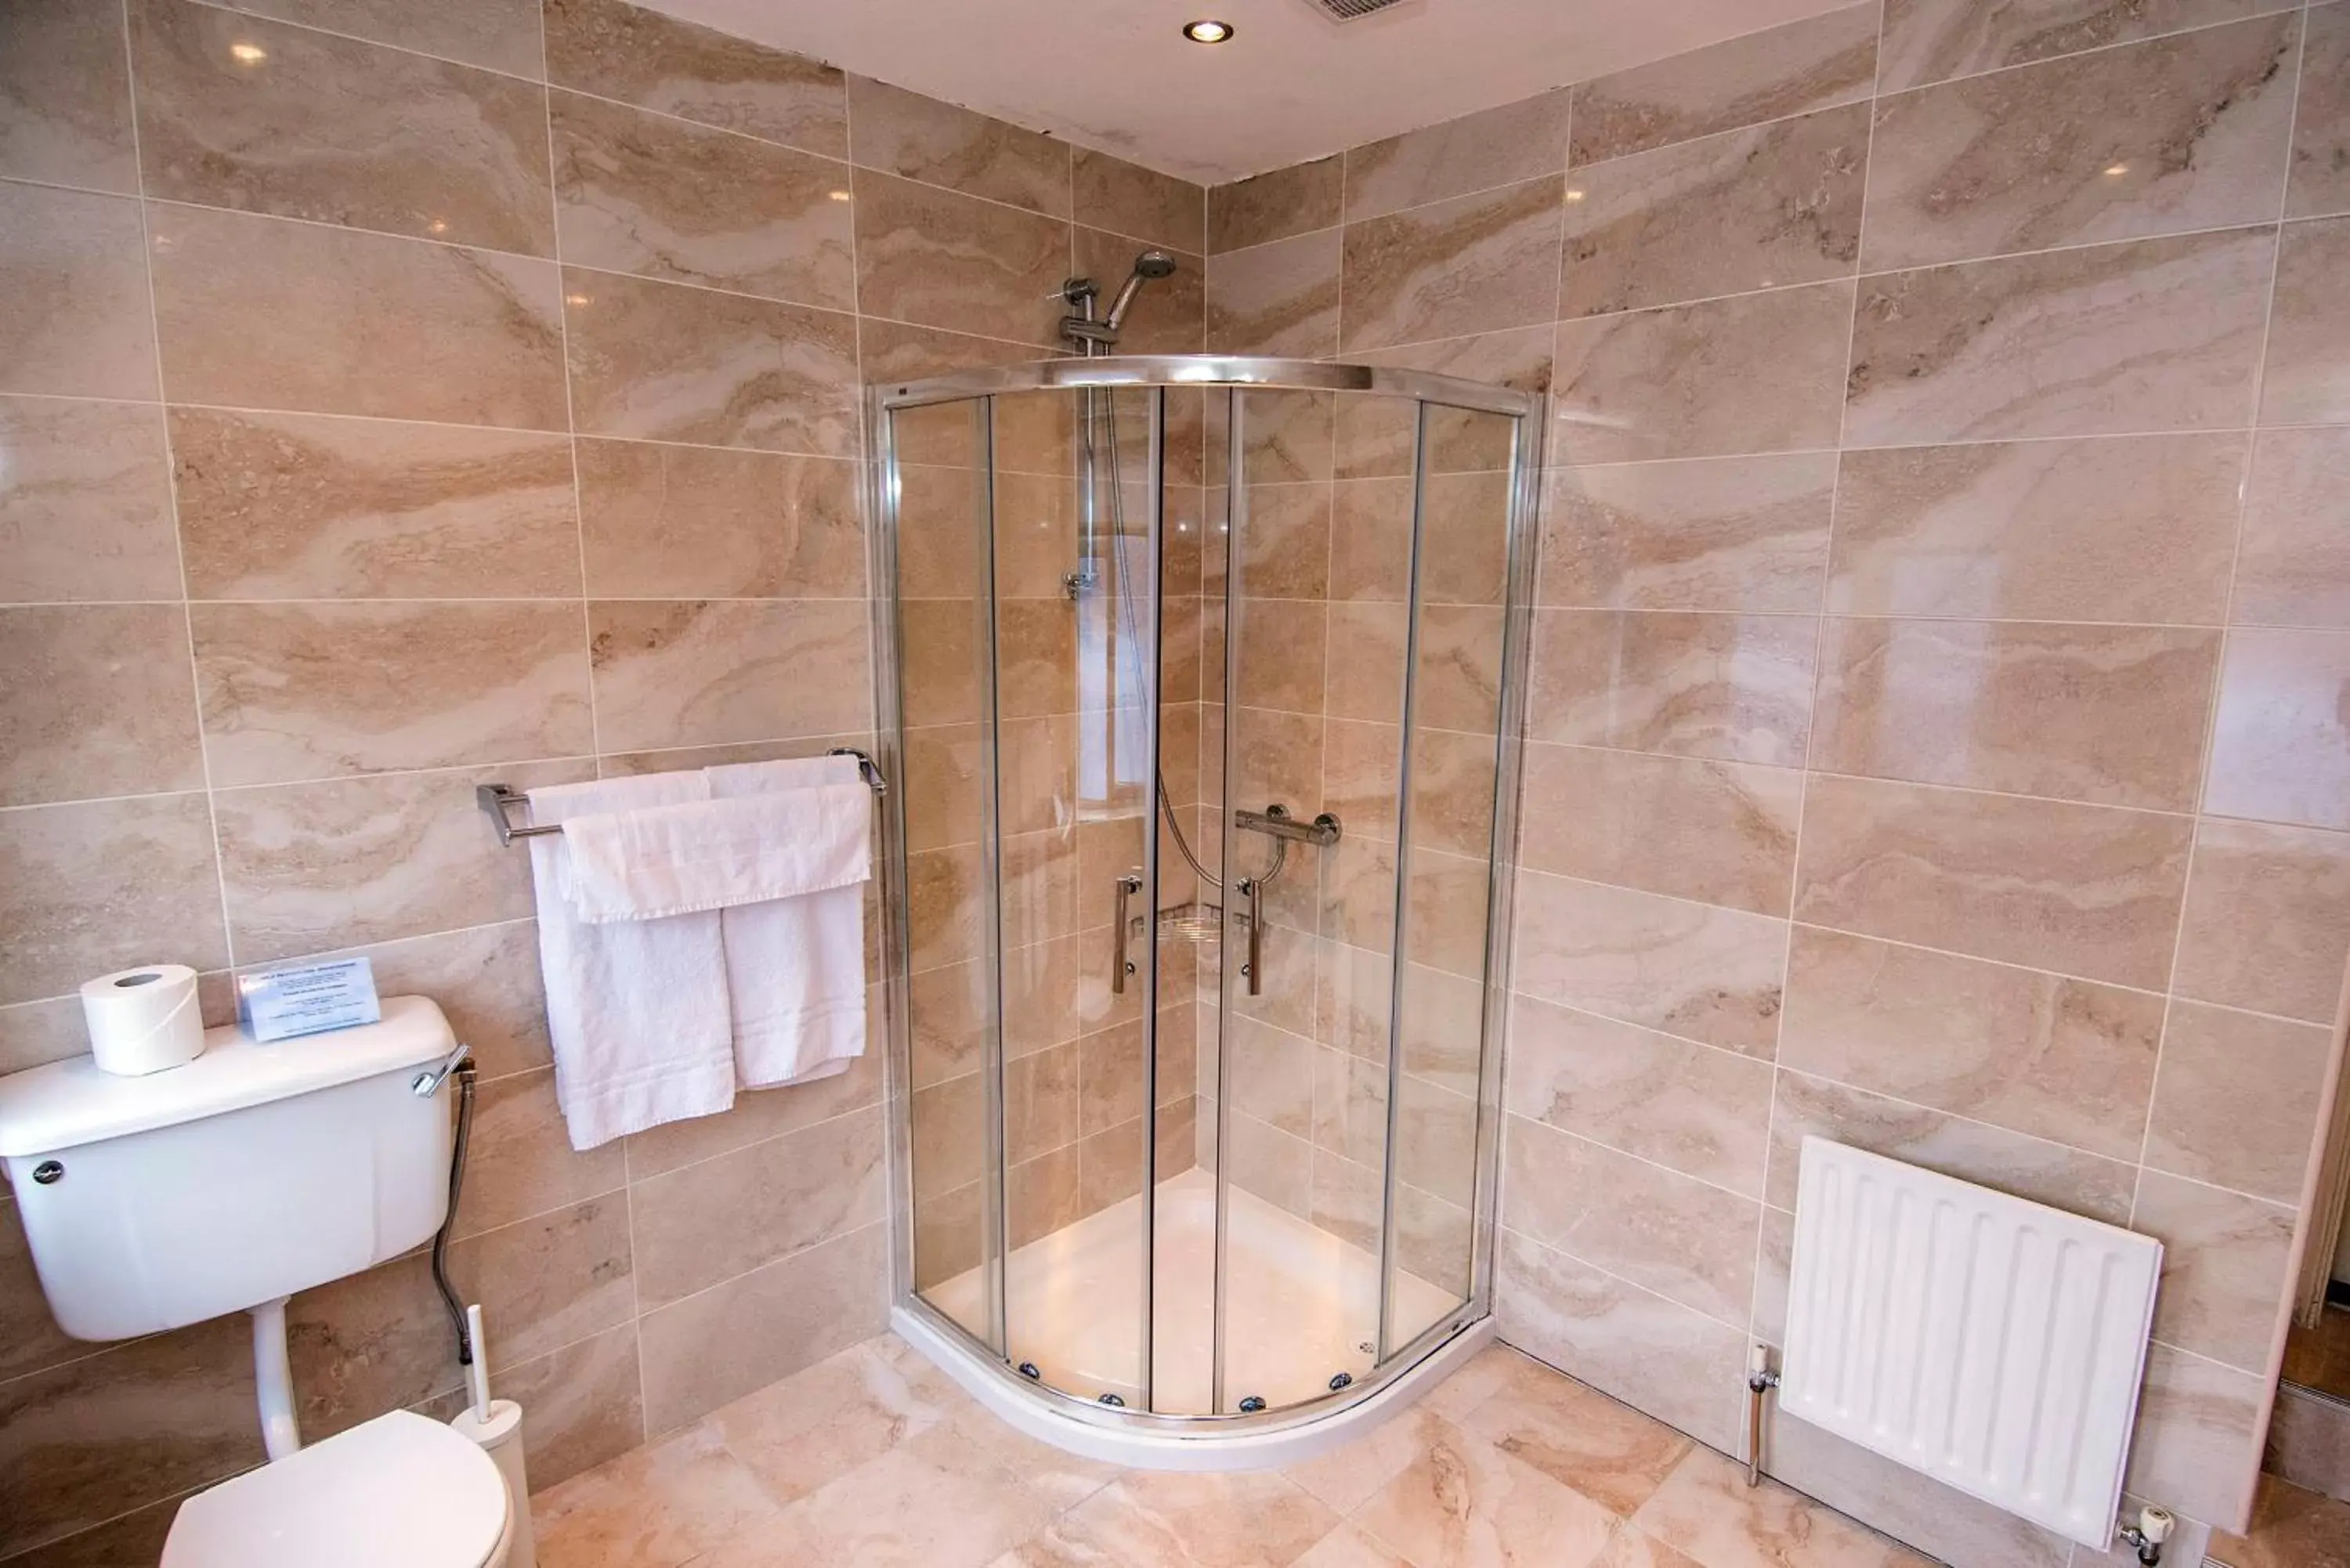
[866,354,1542,1458]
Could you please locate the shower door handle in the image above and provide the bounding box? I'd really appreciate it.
[1238,876,1263,997]
[1111,873,1143,994]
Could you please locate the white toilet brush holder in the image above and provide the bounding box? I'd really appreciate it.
[448,1305,537,1568]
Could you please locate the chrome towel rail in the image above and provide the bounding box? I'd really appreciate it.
[476,746,887,848]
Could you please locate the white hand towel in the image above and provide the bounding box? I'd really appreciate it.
[562,789,871,923]
[525,773,735,1151]
[706,757,872,1088]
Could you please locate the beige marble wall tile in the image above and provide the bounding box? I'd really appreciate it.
[345,918,550,1081]
[1863,17,2298,270]
[1340,327,1552,478]
[2124,1342,2266,1531]
[2264,1393,2350,1507]
[1881,0,2283,93]
[0,184,157,401]
[1071,229,1203,355]
[630,1024,880,1176]
[1492,1229,1748,1452]
[1541,454,1835,614]
[2174,818,2350,1023]
[562,268,858,453]
[151,204,564,428]
[1826,434,2245,623]
[1794,772,2192,988]
[461,1320,640,1489]
[542,0,844,157]
[454,1066,627,1238]
[129,0,555,256]
[1564,103,1868,318]
[637,1222,886,1433]
[1528,608,1817,766]
[1344,89,1571,224]
[1551,280,1855,463]
[2291,2,2350,219]
[1570,3,1880,166]
[1072,147,1204,251]
[1505,995,1773,1195]
[631,1107,885,1307]
[1810,616,2219,810]
[0,792,229,1005]
[0,396,177,605]
[0,0,139,192]
[1209,156,1342,254]
[172,408,580,599]
[2145,999,2331,1202]
[2262,217,2350,426]
[0,1311,262,1558]
[1,1196,82,1382]
[853,169,1067,345]
[1764,1070,2138,1223]
[552,89,853,309]
[2206,627,2350,831]
[1779,925,2162,1159]
[216,0,544,77]
[848,76,1067,218]
[1846,227,2273,446]
[1520,744,1802,916]
[588,598,870,754]
[1206,230,1342,358]
[1511,869,1787,1057]
[2237,426,2350,629]
[0,605,203,807]
[213,759,577,961]
[1342,175,1562,352]
[576,439,861,598]
[2133,1170,2295,1371]
[191,600,591,786]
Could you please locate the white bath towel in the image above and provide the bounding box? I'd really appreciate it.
[706,757,872,1088]
[526,773,735,1151]
[561,790,870,923]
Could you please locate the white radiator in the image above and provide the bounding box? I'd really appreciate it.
[1778,1137,2163,1551]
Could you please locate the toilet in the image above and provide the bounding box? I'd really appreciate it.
[0,996,515,1566]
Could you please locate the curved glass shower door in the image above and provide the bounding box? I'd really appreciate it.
[878,359,1532,1435]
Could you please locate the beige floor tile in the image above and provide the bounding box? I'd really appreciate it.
[2211,1474,2350,1568]
[1457,1358,1692,1517]
[532,1422,788,1568]
[707,1335,966,1508]
[1629,1447,1917,1568]
[1350,1414,1619,1568]
[1009,1469,1340,1568]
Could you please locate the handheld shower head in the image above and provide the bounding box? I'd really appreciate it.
[1104,251,1179,333]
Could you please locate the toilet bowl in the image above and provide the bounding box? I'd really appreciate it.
[161,1410,512,1568]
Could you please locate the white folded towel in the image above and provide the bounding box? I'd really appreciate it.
[707,757,872,1089]
[561,789,870,923]
[525,773,735,1151]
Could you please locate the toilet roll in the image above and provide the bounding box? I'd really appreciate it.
[80,964,204,1076]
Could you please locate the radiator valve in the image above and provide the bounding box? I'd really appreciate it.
[2116,1505,2174,1566]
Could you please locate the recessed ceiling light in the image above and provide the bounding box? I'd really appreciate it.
[1182,20,1235,44]
[229,41,266,63]
[2103,162,2130,177]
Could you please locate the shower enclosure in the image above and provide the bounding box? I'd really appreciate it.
[871,345,1538,1459]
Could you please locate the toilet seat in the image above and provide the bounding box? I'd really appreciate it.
[162,1409,512,1568]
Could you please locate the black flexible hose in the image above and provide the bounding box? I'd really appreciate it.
[429,1060,478,1366]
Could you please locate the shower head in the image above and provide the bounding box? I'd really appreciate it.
[1104,251,1179,333]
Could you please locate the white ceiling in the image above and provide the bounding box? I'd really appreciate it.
[644,0,1856,186]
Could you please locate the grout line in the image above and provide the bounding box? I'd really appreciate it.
[1871,0,2309,100]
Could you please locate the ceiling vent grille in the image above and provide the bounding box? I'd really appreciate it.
[1310,0,1411,18]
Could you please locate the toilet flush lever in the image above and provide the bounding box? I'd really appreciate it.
[411,1042,475,1097]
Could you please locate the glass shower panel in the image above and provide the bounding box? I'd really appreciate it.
[993,385,1156,1407]
[1212,386,1394,1414]
[893,396,1000,1348]
[1383,403,1517,1353]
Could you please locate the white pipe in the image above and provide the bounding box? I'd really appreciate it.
[250,1296,301,1459]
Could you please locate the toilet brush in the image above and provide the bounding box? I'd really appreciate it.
[447,1304,538,1568]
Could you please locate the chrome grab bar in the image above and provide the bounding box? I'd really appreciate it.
[1111,873,1143,994]
[1234,804,1340,847]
